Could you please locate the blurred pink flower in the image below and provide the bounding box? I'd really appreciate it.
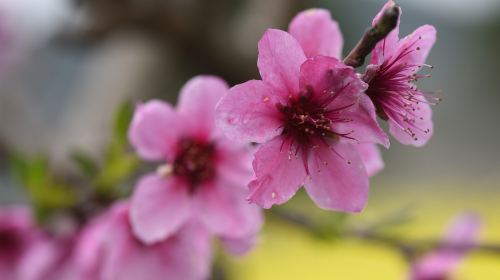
[128,75,262,245]
[411,213,482,280]
[0,206,37,279]
[288,8,385,177]
[18,234,76,280]
[216,28,388,212]
[364,0,438,147]
[0,207,85,280]
[72,202,212,280]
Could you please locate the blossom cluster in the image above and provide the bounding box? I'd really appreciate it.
[217,0,437,211]
[0,1,467,280]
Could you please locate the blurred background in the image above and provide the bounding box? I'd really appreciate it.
[1,0,499,279]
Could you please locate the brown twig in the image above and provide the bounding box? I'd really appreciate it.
[343,2,400,68]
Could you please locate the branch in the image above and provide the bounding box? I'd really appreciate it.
[350,230,500,256]
[343,3,400,68]
[273,209,500,256]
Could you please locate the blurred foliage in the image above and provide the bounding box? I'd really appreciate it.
[9,102,139,224]
[10,154,77,223]
[72,102,139,199]
[92,102,139,198]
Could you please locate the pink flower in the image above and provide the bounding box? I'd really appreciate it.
[411,213,482,280]
[72,202,212,280]
[364,0,438,147]
[128,75,263,245]
[0,206,37,279]
[16,213,82,280]
[216,28,388,212]
[72,203,252,280]
[0,207,82,280]
[288,8,385,177]
[18,234,76,280]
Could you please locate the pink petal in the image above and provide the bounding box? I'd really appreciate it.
[215,80,283,144]
[0,206,32,229]
[444,213,482,247]
[215,138,254,189]
[357,143,384,177]
[248,137,307,208]
[388,100,433,147]
[412,213,482,280]
[299,56,366,97]
[370,0,401,65]
[288,8,343,59]
[177,75,228,138]
[130,174,191,244]
[18,239,55,280]
[72,218,109,280]
[221,233,258,256]
[128,100,180,161]
[195,181,262,239]
[17,237,74,280]
[0,264,15,279]
[257,29,306,95]
[338,93,390,147]
[178,223,213,279]
[304,142,369,212]
[104,205,212,280]
[299,56,389,147]
[396,25,436,66]
[0,207,38,279]
[411,252,461,280]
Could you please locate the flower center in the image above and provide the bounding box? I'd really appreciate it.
[275,86,356,174]
[173,138,216,191]
[0,229,22,258]
[277,85,355,149]
[364,38,440,141]
[278,93,335,147]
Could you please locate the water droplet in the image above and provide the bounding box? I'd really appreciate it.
[271,192,277,199]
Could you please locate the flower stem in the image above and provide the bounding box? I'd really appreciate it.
[343,2,400,68]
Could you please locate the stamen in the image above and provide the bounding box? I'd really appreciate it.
[172,139,216,192]
[157,164,173,177]
[365,41,439,143]
[278,85,359,172]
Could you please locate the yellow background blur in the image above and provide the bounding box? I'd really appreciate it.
[226,181,500,279]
